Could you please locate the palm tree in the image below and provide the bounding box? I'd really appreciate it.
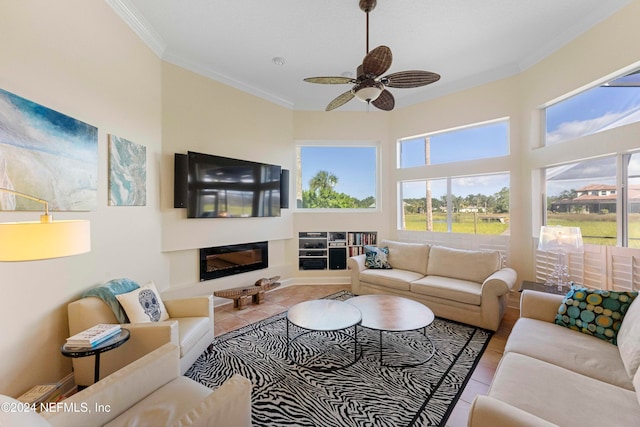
[309,171,338,194]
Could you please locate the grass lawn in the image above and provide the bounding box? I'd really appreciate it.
[403,212,640,248]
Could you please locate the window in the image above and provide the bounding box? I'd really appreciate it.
[627,153,640,248]
[400,173,510,235]
[545,157,617,245]
[296,144,378,209]
[545,69,640,146]
[398,119,508,168]
[544,154,640,248]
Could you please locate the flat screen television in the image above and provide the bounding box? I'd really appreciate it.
[185,151,281,218]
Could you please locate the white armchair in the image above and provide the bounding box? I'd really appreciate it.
[67,294,214,387]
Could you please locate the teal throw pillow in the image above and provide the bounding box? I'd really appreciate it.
[364,245,391,269]
[555,284,638,345]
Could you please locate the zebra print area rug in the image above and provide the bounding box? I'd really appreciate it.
[186,291,492,427]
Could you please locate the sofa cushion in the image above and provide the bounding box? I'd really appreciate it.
[364,245,391,269]
[489,352,640,427]
[104,377,211,427]
[426,246,500,284]
[411,276,482,306]
[0,395,52,427]
[504,317,634,390]
[172,374,252,427]
[380,240,430,275]
[617,298,640,378]
[116,281,170,323]
[635,366,640,407]
[554,285,637,345]
[360,268,423,291]
[175,317,211,358]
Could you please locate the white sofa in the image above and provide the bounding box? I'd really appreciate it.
[468,290,640,426]
[67,294,214,386]
[0,343,251,427]
[347,240,517,331]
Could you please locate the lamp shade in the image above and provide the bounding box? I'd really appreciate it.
[538,226,584,253]
[0,219,91,261]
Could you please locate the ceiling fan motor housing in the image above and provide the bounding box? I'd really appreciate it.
[359,0,377,13]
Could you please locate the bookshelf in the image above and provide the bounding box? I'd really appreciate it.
[298,231,377,270]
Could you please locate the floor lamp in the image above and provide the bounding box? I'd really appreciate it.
[538,226,584,292]
[0,188,91,261]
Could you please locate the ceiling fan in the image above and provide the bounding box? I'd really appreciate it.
[304,0,441,111]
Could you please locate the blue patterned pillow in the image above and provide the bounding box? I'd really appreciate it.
[555,284,638,345]
[364,245,391,269]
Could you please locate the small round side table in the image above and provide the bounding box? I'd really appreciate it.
[61,328,130,385]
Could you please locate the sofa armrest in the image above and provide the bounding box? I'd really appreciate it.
[468,396,559,427]
[520,290,564,322]
[348,254,366,272]
[171,374,252,427]
[481,267,517,297]
[71,321,180,387]
[347,254,367,295]
[45,343,181,427]
[163,295,213,319]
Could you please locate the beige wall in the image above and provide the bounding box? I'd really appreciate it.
[159,63,295,295]
[1,0,640,399]
[0,0,164,396]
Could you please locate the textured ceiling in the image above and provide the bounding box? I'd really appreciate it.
[108,0,633,111]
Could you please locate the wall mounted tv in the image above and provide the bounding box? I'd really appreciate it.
[176,151,282,218]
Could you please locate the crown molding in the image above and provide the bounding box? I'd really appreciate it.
[105,0,166,58]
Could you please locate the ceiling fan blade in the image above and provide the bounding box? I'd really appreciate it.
[304,76,355,84]
[362,45,392,77]
[326,91,355,111]
[383,70,441,88]
[371,89,394,111]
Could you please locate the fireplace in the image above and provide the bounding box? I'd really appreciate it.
[200,241,268,281]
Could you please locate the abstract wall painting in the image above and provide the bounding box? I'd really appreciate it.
[108,134,146,206]
[0,88,98,211]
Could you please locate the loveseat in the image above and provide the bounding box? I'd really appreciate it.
[468,289,640,426]
[0,343,251,427]
[347,240,517,331]
[67,290,214,386]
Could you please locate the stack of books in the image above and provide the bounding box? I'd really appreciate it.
[66,323,121,348]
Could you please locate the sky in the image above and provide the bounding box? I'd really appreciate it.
[299,70,640,201]
[299,146,377,200]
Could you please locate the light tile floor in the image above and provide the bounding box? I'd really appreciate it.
[213,284,519,427]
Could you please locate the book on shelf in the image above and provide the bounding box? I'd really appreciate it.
[66,323,121,347]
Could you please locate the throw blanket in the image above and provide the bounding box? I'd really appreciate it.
[82,278,140,323]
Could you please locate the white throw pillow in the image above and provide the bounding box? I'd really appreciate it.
[617,297,640,378]
[116,281,170,323]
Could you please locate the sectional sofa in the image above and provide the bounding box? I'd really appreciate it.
[347,240,517,331]
[469,290,640,426]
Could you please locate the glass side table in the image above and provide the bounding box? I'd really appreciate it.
[61,328,130,385]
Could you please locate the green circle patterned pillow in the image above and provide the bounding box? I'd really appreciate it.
[555,284,638,345]
[364,245,391,269]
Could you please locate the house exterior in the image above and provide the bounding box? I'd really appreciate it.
[551,185,640,214]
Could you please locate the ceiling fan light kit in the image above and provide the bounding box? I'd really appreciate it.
[304,0,440,111]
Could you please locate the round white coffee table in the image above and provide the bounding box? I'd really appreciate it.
[286,299,362,371]
[347,294,435,367]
